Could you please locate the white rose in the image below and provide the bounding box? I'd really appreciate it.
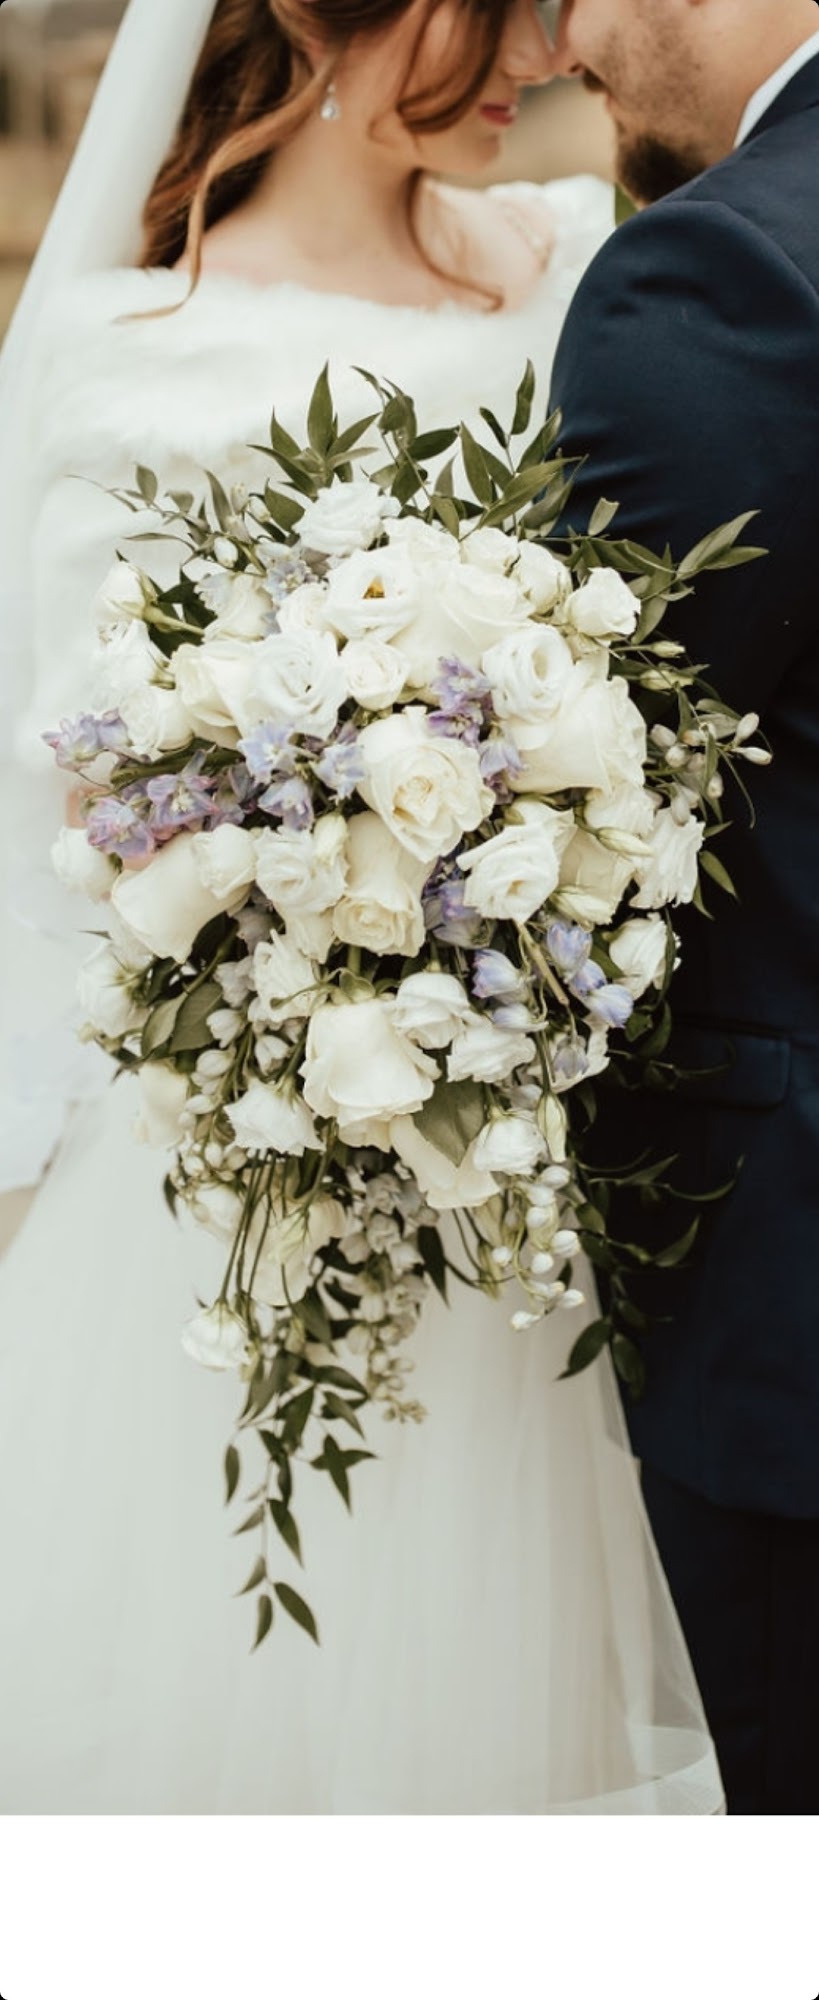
[483,624,575,729]
[76,940,147,1038]
[391,971,472,1049]
[301,997,438,1144]
[181,1303,247,1371]
[226,1081,320,1156]
[447,1011,535,1084]
[95,559,154,629]
[174,635,255,742]
[609,915,669,998]
[385,516,457,560]
[275,582,332,636]
[190,1181,243,1241]
[393,562,529,679]
[342,635,410,710]
[323,547,421,642]
[233,629,342,742]
[510,666,647,797]
[119,683,194,758]
[471,1115,545,1177]
[297,483,399,557]
[459,802,574,923]
[207,573,275,641]
[514,542,572,613]
[51,826,117,902]
[94,619,164,704]
[333,811,428,958]
[631,807,705,909]
[191,824,259,901]
[255,813,348,917]
[133,1062,189,1148]
[250,933,319,1029]
[566,568,641,641]
[389,1116,498,1212]
[559,782,655,924]
[459,526,519,573]
[112,831,242,964]
[357,706,492,862]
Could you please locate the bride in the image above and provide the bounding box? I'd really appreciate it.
[0,0,723,1814]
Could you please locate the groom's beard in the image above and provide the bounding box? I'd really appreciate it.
[616,131,709,205]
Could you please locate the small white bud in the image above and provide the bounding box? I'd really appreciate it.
[213,536,239,568]
[490,1246,513,1269]
[526,1204,553,1232]
[552,1229,580,1258]
[511,1310,541,1332]
[734,711,760,743]
[530,1252,555,1277]
[562,1289,587,1311]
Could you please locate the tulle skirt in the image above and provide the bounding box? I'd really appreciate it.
[0,1080,723,1813]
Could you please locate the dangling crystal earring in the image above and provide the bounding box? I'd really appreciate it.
[320,78,341,123]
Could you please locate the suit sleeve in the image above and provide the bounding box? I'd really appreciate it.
[549,197,819,716]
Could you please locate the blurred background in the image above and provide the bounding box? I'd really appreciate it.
[0,0,613,340]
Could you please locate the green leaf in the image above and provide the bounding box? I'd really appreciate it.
[252,1593,274,1650]
[321,1390,365,1437]
[206,470,233,532]
[269,1498,303,1566]
[511,359,536,437]
[654,1216,700,1269]
[479,406,509,450]
[275,1581,320,1645]
[269,409,302,458]
[323,1433,351,1509]
[306,365,335,457]
[460,425,495,506]
[676,512,759,579]
[236,1556,267,1597]
[282,1386,314,1449]
[612,1334,646,1395]
[135,464,158,506]
[413,427,460,458]
[561,1319,610,1377]
[418,1225,448,1301]
[264,487,305,534]
[141,998,183,1059]
[334,413,379,455]
[233,1503,266,1536]
[224,1443,240,1504]
[699,850,739,899]
[412,1078,486,1166]
[588,497,620,536]
[299,1290,332,1343]
[168,979,223,1054]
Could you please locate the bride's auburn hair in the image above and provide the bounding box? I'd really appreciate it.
[141,0,517,281]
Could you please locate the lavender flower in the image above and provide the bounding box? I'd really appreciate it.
[472,949,524,1002]
[492,1002,535,1032]
[430,656,491,715]
[479,734,524,788]
[238,722,298,785]
[546,922,592,980]
[43,711,128,770]
[258,775,315,830]
[568,960,607,1002]
[85,795,155,861]
[584,983,634,1030]
[424,874,483,947]
[314,727,366,799]
[146,756,214,834]
[551,1036,590,1088]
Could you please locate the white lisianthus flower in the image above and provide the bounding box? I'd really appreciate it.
[357,705,492,862]
[118,683,194,758]
[609,915,669,997]
[392,971,473,1049]
[233,629,342,742]
[94,619,164,704]
[471,1116,546,1177]
[297,483,399,557]
[301,997,438,1145]
[255,813,348,918]
[182,1302,248,1371]
[459,525,519,573]
[510,666,647,797]
[323,546,421,641]
[190,1182,243,1241]
[77,940,147,1037]
[341,635,410,710]
[631,807,705,909]
[459,801,574,923]
[393,561,529,679]
[191,824,259,901]
[95,559,154,630]
[133,1062,189,1147]
[275,581,332,636]
[514,541,572,613]
[447,1011,535,1085]
[389,1116,498,1211]
[333,812,428,958]
[112,831,244,964]
[226,1081,321,1156]
[51,826,117,902]
[206,573,274,641]
[385,516,457,560]
[483,624,575,729]
[559,782,655,924]
[566,568,641,641]
[250,933,319,1029]
[174,635,255,742]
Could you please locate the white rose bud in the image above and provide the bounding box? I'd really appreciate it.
[631,807,705,909]
[333,812,428,959]
[226,1080,321,1156]
[133,1062,190,1148]
[181,1302,247,1371]
[609,915,668,998]
[191,824,259,902]
[51,826,117,902]
[566,568,641,641]
[297,483,400,557]
[471,1116,545,1176]
[119,683,194,758]
[95,559,154,629]
[112,831,243,964]
[76,940,147,1038]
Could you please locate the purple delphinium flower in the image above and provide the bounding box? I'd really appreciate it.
[238,722,299,785]
[472,948,524,1002]
[314,726,365,800]
[145,756,215,835]
[583,983,634,1031]
[493,1002,535,1032]
[85,795,155,861]
[427,708,481,747]
[431,656,491,715]
[44,710,128,771]
[552,1036,590,1088]
[479,733,524,788]
[546,922,593,980]
[424,873,483,947]
[258,774,315,830]
[568,960,606,1002]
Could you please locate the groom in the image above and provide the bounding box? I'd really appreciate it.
[546,0,819,1814]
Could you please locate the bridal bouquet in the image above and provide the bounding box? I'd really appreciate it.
[48,366,767,1643]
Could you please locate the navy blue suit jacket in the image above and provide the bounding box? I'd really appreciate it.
[550,59,819,1515]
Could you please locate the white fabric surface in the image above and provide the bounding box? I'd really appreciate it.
[0,174,723,1812]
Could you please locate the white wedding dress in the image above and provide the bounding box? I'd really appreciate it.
[0,176,723,1814]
